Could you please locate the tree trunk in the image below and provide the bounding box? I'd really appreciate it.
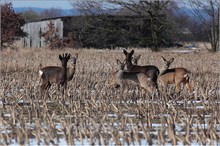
[217,5,220,51]
[210,0,218,52]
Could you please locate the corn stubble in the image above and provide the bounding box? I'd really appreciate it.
[0,48,219,145]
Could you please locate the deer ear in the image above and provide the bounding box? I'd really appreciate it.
[123,50,128,55]
[130,50,134,55]
[116,59,121,65]
[67,53,71,60]
[59,55,62,60]
[170,58,174,63]
[161,56,166,61]
[136,55,141,60]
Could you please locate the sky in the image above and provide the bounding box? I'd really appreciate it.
[9,0,73,9]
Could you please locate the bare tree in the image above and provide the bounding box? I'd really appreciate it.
[188,0,219,52]
[70,0,113,15]
[108,0,170,51]
[68,0,175,50]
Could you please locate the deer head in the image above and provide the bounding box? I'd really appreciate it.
[161,56,174,70]
[116,59,126,70]
[123,49,134,64]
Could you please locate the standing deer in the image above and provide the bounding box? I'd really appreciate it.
[39,53,71,95]
[123,50,160,91]
[39,53,78,92]
[109,59,157,93]
[158,56,192,93]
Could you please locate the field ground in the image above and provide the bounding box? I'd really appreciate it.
[0,46,219,145]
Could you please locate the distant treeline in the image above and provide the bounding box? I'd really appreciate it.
[63,15,179,51]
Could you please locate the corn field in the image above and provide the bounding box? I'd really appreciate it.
[0,48,219,145]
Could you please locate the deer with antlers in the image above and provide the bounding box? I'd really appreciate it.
[158,56,192,93]
[39,53,72,95]
[123,50,160,91]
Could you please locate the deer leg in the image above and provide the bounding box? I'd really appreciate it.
[116,79,124,93]
[61,84,64,96]
[145,81,157,101]
[183,79,192,93]
[145,82,153,93]
[40,84,46,97]
[162,82,168,92]
[64,82,68,96]
[120,82,125,95]
[175,82,181,93]
[185,83,192,93]
[155,82,160,93]
[57,84,61,92]
[46,82,51,90]
[41,82,50,98]
[123,80,130,95]
[40,80,47,94]
[45,82,51,98]
[151,81,159,99]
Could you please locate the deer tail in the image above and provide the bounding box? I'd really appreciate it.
[184,70,192,81]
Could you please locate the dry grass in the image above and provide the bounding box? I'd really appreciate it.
[0,47,219,145]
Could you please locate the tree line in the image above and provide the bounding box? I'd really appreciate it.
[1,1,219,52]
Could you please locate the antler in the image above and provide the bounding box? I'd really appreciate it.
[61,53,71,59]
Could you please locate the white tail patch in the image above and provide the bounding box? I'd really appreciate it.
[184,74,188,78]
[184,74,190,80]
[39,70,43,77]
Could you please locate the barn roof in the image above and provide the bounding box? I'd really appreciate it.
[25,15,148,24]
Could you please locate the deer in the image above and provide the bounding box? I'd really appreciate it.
[39,53,71,95]
[109,59,157,93]
[123,50,160,91]
[158,56,192,93]
[39,53,78,92]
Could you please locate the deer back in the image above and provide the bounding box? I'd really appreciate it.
[40,66,66,83]
[123,50,160,81]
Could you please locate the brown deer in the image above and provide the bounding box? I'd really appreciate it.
[39,53,78,91]
[158,56,192,93]
[39,53,71,95]
[109,59,157,93]
[123,50,160,91]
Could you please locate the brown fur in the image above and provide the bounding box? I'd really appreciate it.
[123,50,160,91]
[109,59,157,93]
[159,56,192,93]
[40,54,78,82]
[39,53,71,95]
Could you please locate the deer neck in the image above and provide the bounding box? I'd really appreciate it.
[59,67,68,85]
[117,69,138,81]
[114,68,124,83]
[126,60,134,71]
[64,67,68,80]
[67,64,76,80]
[159,66,169,76]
